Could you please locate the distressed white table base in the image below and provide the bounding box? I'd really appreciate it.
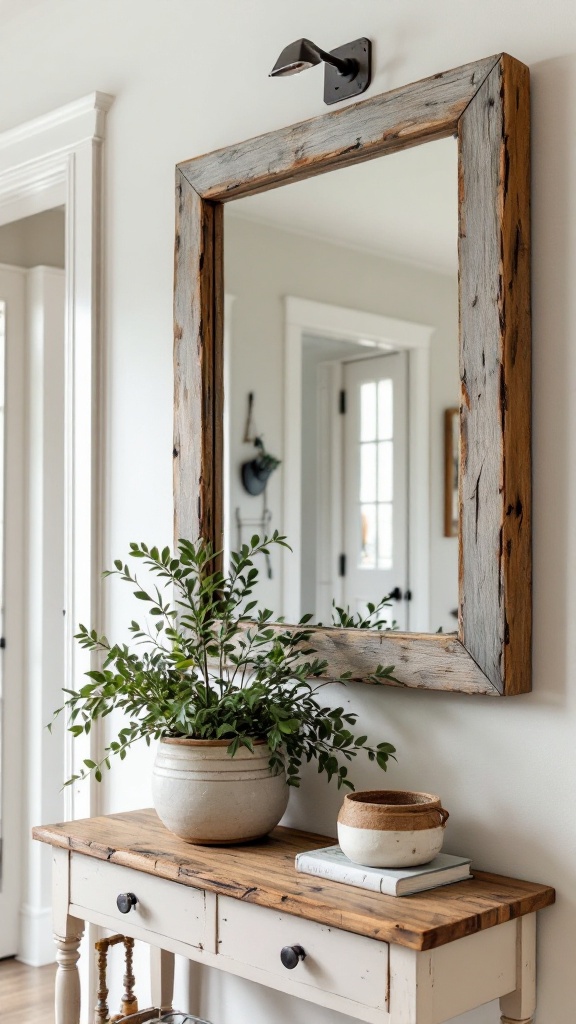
[54,925,84,1024]
[50,848,539,1024]
[387,915,536,1024]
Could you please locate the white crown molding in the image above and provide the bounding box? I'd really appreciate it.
[0,92,113,153]
[0,150,68,218]
[0,94,114,215]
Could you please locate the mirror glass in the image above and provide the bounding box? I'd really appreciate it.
[223,138,458,633]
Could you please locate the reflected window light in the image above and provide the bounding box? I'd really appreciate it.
[357,374,394,570]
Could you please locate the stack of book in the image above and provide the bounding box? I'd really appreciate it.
[295,845,472,897]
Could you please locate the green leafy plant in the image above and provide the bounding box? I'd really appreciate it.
[53,534,398,790]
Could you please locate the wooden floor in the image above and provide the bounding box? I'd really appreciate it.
[0,958,56,1023]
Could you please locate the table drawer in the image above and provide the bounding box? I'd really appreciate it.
[70,854,206,949]
[217,896,388,1011]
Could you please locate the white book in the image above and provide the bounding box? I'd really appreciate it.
[295,845,472,896]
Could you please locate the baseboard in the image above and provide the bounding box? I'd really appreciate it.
[18,904,55,966]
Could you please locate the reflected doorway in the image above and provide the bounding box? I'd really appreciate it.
[300,341,410,629]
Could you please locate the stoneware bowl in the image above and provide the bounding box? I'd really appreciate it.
[152,737,289,844]
[337,789,450,868]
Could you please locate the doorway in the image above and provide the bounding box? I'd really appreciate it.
[0,93,109,993]
[283,297,433,631]
[0,215,66,961]
[341,351,408,629]
[300,343,409,629]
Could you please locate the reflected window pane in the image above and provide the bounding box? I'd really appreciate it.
[378,379,393,440]
[378,441,393,502]
[360,442,377,502]
[378,503,393,570]
[360,382,377,441]
[360,504,376,568]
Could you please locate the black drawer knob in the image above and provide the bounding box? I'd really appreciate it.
[280,944,306,969]
[116,892,138,914]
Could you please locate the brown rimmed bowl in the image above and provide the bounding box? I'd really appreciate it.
[337,789,450,868]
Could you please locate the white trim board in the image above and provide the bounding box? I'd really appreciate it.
[282,297,433,631]
[223,294,236,571]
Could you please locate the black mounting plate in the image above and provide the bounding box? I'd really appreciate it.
[324,37,372,105]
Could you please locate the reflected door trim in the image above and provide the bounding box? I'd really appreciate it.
[174,53,531,696]
[282,297,433,630]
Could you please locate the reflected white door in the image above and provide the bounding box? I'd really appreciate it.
[0,266,26,957]
[342,352,408,629]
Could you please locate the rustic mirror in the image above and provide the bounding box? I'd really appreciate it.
[174,53,531,697]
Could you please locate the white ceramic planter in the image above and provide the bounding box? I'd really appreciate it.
[152,737,289,845]
[337,821,446,868]
[337,790,450,868]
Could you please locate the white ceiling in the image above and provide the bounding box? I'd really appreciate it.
[228,136,458,275]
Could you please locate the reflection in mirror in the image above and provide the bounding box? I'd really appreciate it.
[223,138,458,633]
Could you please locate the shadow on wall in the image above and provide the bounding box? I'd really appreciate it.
[529,54,575,706]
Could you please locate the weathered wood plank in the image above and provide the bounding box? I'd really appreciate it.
[178,55,500,201]
[33,811,554,953]
[260,623,499,695]
[458,55,531,694]
[499,55,532,696]
[173,170,223,549]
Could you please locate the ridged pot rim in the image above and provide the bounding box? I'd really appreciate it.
[160,735,268,748]
[339,789,449,832]
[344,789,441,810]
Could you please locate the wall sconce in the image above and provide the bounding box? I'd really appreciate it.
[269,37,371,105]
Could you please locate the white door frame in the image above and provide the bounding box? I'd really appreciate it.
[0,94,113,964]
[283,297,434,630]
[223,293,236,572]
[0,264,26,960]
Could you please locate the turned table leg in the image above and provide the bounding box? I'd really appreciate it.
[54,922,84,1024]
[499,915,536,1024]
[150,946,175,1011]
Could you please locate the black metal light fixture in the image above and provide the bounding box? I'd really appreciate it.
[269,37,371,105]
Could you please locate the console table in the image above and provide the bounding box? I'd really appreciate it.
[33,809,555,1024]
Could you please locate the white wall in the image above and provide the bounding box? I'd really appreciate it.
[0,209,65,268]
[0,2,573,1021]
[224,215,459,630]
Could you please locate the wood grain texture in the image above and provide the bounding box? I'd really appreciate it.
[174,52,531,696]
[458,55,531,695]
[267,622,499,695]
[0,960,57,1024]
[178,55,500,200]
[173,170,223,551]
[499,55,532,696]
[34,809,554,953]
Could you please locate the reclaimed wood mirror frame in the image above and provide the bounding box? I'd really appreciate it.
[174,52,531,697]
